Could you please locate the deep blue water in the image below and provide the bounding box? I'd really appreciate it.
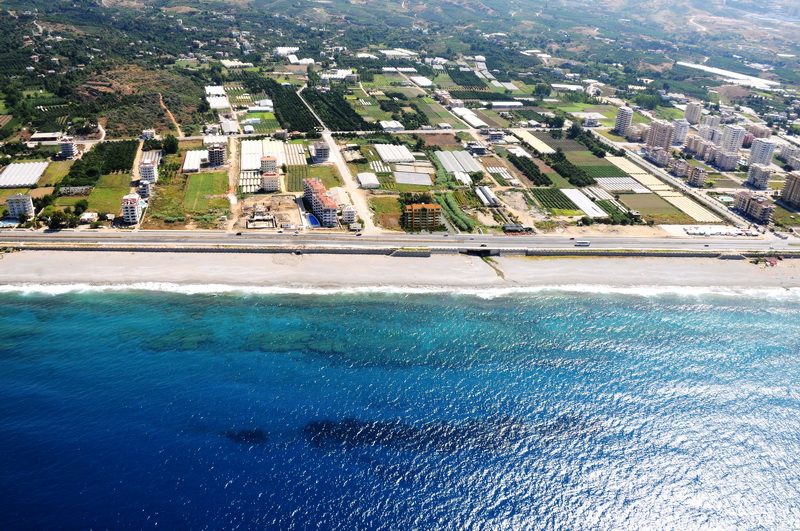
[2,288,800,530]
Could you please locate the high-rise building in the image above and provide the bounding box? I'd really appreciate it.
[6,193,34,219]
[746,164,773,190]
[781,172,800,209]
[747,123,772,139]
[684,102,703,125]
[303,178,338,227]
[59,136,76,159]
[734,191,774,224]
[701,115,722,128]
[748,138,777,167]
[714,151,739,172]
[208,144,226,166]
[672,119,690,145]
[646,120,675,150]
[121,193,143,224]
[614,106,633,135]
[687,167,708,187]
[720,124,746,153]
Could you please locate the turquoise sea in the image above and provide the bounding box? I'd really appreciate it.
[1,286,800,529]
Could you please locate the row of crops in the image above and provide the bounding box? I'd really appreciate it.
[530,188,579,211]
[435,192,475,232]
[507,154,552,186]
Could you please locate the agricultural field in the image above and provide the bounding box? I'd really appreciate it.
[38,160,73,187]
[0,187,30,206]
[369,196,403,231]
[565,152,630,178]
[245,112,281,134]
[530,188,581,216]
[415,98,465,129]
[87,174,132,214]
[184,172,229,213]
[531,132,585,152]
[617,193,695,224]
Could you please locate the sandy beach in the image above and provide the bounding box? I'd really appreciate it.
[0,250,798,291]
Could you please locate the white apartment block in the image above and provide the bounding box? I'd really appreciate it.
[59,136,76,159]
[614,106,633,135]
[139,161,158,183]
[6,193,34,219]
[121,193,143,224]
[748,138,777,167]
[720,125,746,153]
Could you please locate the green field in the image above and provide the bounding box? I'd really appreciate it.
[245,112,281,134]
[0,188,30,205]
[370,196,403,230]
[39,160,74,186]
[307,165,342,189]
[184,172,228,212]
[617,193,694,224]
[86,174,132,214]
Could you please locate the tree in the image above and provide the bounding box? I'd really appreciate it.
[74,199,89,216]
[163,134,179,155]
[534,83,551,98]
[48,210,69,230]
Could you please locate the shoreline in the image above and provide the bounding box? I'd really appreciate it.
[0,251,798,295]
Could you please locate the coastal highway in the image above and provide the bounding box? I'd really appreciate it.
[0,230,796,253]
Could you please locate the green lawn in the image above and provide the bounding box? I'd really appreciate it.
[307,165,342,189]
[86,174,132,214]
[39,160,73,186]
[184,172,228,212]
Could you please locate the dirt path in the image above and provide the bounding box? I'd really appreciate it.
[226,137,240,232]
[158,93,184,138]
[129,140,143,193]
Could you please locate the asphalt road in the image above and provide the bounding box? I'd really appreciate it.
[0,229,794,253]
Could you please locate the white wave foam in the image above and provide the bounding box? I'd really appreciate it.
[0,282,799,300]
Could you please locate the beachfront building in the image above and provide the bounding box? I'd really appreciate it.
[122,193,144,224]
[734,191,774,224]
[748,138,777,167]
[687,166,708,188]
[341,205,357,224]
[684,102,703,125]
[780,172,800,209]
[6,193,34,219]
[403,203,443,231]
[59,136,77,159]
[746,164,773,190]
[614,106,633,135]
[303,178,338,227]
[646,120,675,151]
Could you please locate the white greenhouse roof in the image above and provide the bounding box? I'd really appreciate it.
[0,162,48,188]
